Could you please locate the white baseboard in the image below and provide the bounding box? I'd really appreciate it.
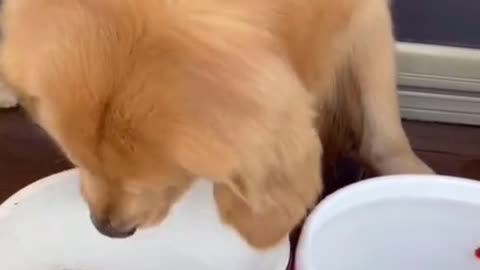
[397,42,480,125]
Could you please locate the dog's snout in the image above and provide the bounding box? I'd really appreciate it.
[90,213,136,239]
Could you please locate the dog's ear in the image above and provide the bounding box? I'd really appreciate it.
[214,118,322,249]
[208,56,323,249]
[165,44,323,248]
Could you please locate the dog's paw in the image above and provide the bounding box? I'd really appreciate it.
[0,79,19,109]
[0,89,18,109]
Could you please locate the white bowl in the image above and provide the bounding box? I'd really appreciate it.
[296,174,480,270]
[0,169,290,270]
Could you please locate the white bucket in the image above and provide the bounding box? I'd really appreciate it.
[0,169,290,270]
[295,174,480,270]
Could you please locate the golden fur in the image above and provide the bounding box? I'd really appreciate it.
[0,0,433,249]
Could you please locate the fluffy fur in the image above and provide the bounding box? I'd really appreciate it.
[0,75,17,107]
[0,0,433,249]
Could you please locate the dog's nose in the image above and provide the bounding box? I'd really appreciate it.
[90,214,136,239]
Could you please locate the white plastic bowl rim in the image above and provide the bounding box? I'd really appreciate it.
[295,174,480,270]
[0,169,75,219]
[0,170,291,270]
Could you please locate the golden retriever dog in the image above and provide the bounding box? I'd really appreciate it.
[0,0,433,249]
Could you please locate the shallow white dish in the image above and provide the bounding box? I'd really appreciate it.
[296,174,480,270]
[0,169,290,270]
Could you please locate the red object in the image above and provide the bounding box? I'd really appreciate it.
[475,248,480,259]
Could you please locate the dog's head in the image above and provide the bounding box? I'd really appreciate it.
[1,0,322,247]
[0,0,221,238]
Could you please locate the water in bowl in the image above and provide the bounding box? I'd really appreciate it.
[310,198,480,270]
